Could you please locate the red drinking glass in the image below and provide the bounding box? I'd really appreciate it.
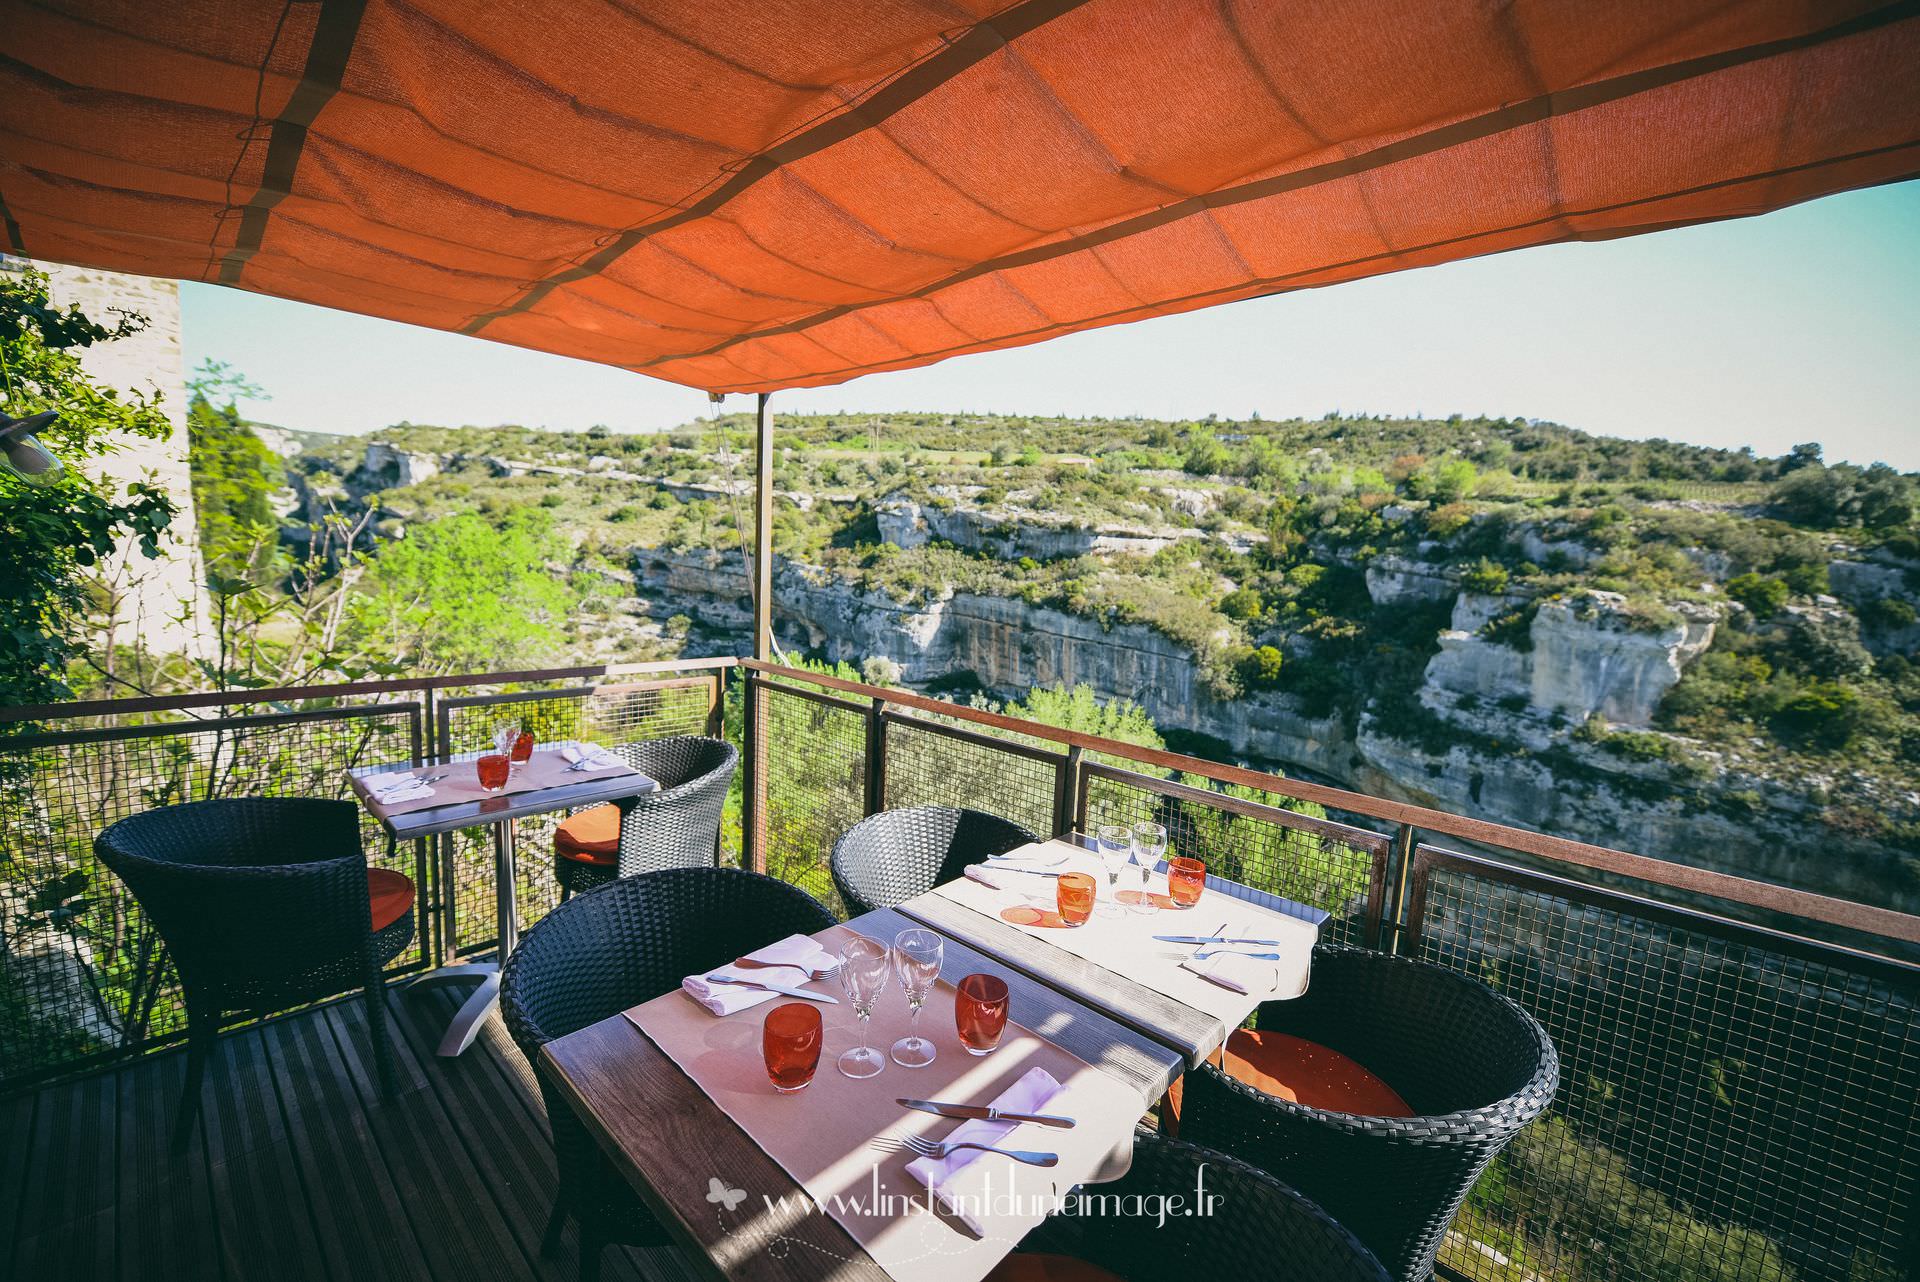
[1167,857,1206,908]
[955,973,1009,1056]
[476,753,510,792]
[762,1002,823,1093]
[1056,872,1096,927]
[510,727,535,765]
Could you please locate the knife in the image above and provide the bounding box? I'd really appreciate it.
[1154,934,1286,947]
[897,1098,1076,1129]
[705,974,839,1004]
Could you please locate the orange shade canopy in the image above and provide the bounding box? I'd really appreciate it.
[3,0,1916,394]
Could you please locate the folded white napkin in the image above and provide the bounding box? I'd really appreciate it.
[560,742,627,772]
[904,1066,1066,1234]
[1180,943,1279,995]
[963,864,1005,890]
[681,934,838,1016]
[368,772,433,803]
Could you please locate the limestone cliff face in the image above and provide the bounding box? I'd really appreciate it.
[876,492,1215,560]
[1426,591,1718,728]
[637,546,1355,774]
[629,546,1912,912]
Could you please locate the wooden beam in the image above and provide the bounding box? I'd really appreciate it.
[752,391,774,661]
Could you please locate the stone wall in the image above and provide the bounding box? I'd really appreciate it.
[35,260,206,655]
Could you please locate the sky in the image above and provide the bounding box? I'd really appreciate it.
[184,180,1920,470]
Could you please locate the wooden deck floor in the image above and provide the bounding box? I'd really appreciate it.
[0,981,703,1282]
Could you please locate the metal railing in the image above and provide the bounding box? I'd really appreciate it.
[5,655,1917,1282]
[734,660,1920,1282]
[0,659,728,1088]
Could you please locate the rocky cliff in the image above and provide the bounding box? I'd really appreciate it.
[632,546,1916,911]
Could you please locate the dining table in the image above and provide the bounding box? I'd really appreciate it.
[346,740,660,1056]
[896,836,1327,1070]
[541,904,1185,1282]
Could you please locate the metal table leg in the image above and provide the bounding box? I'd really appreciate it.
[408,817,520,1056]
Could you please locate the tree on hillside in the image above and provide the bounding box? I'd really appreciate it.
[185,360,282,577]
[343,510,572,673]
[1769,461,1916,530]
[0,266,176,710]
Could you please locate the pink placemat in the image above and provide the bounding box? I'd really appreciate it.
[625,923,1142,1282]
[933,839,1316,1028]
[358,742,646,817]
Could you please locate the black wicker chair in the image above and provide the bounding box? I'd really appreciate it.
[93,797,415,1152]
[1177,945,1559,1282]
[998,1128,1390,1281]
[829,805,1038,917]
[500,866,836,1282]
[553,735,737,898]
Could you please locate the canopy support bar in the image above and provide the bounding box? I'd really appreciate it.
[752,391,774,661]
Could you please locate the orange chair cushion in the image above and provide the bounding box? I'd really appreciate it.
[555,804,621,866]
[986,1253,1124,1282]
[1223,1029,1413,1117]
[367,868,416,933]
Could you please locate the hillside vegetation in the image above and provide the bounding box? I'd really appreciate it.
[281,411,1918,775]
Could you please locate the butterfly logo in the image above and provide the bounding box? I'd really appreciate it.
[706,1177,748,1213]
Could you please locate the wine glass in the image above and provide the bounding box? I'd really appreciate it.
[836,935,891,1079]
[1129,821,1167,915]
[1094,823,1132,917]
[889,928,943,1068]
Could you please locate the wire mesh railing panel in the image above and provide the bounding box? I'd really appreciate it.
[881,714,1062,840]
[1412,849,1920,1282]
[0,704,424,1089]
[1078,763,1387,947]
[436,678,721,952]
[754,682,865,916]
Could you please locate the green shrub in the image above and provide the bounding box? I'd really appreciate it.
[1863,597,1918,630]
[1769,680,1863,751]
[1220,587,1264,621]
[1461,557,1510,594]
[1726,573,1789,617]
[1241,644,1285,686]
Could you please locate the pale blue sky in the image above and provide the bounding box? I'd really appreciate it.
[185,180,1920,470]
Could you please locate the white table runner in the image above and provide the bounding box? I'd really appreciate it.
[625,923,1142,1282]
[931,839,1320,1030]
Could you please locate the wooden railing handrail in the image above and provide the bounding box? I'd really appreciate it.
[0,656,739,724]
[742,658,1920,947]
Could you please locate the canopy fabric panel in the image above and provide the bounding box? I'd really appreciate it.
[4,0,1917,393]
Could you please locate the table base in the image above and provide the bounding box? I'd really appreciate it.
[408,963,502,1056]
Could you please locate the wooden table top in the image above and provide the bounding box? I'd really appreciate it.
[345,749,660,840]
[539,905,1183,1282]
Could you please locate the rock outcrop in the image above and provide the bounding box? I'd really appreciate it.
[627,546,1920,913]
[1364,554,1456,605]
[1426,592,1716,729]
[876,492,1207,560]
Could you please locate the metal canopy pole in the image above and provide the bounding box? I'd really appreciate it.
[742,391,774,871]
[752,391,775,661]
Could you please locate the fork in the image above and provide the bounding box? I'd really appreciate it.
[1192,949,1282,961]
[733,958,841,981]
[874,1135,1058,1167]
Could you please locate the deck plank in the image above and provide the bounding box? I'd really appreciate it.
[207,1137,331,1282]
[318,996,536,1282]
[116,1046,223,1282]
[260,1006,433,1282]
[13,1205,114,1282]
[0,1088,36,1282]
[13,1063,116,1233]
[4,992,718,1282]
